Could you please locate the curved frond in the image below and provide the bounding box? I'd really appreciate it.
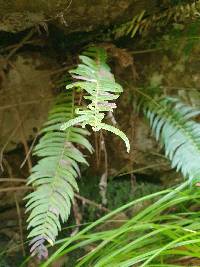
[100,123,130,153]
[62,46,130,152]
[26,92,92,258]
[145,97,200,183]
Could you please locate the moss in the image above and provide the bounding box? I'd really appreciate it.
[107,178,162,210]
[79,175,163,222]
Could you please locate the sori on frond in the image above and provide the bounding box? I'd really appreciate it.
[25,92,93,259]
[145,96,200,184]
[61,46,130,153]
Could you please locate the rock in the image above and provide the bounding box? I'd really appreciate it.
[0,0,158,34]
[0,52,56,151]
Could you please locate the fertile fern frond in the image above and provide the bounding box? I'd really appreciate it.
[146,97,200,184]
[25,92,92,258]
[61,47,130,153]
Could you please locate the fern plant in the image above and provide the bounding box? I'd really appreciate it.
[145,97,200,184]
[25,92,92,258]
[61,47,130,153]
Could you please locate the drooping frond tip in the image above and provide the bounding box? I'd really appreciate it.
[26,92,92,258]
[146,97,200,184]
[61,46,130,153]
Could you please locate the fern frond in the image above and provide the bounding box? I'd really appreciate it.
[145,97,200,183]
[26,92,92,258]
[114,1,200,39]
[62,46,130,152]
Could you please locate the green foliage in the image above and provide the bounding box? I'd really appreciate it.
[25,92,92,258]
[40,184,200,267]
[24,44,200,265]
[145,97,200,184]
[113,1,200,39]
[61,47,130,153]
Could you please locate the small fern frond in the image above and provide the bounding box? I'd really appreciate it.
[145,97,200,183]
[26,92,92,258]
[62,46,130,152]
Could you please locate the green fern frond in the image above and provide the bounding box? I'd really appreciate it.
[26,92,92,258]
[113,1,200,39]
[61,46,130,153]
[145,97,200,183]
